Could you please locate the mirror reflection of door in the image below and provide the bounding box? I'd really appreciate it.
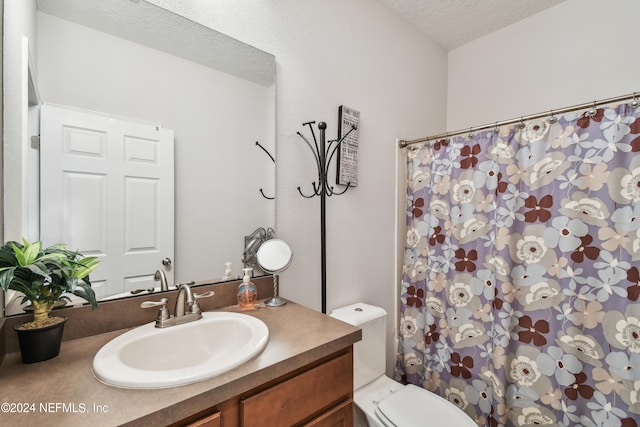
[40,104,175,299]
[4,0,276,313]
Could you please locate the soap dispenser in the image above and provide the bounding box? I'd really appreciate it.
[237,267,257,310]
[222,261,233,280]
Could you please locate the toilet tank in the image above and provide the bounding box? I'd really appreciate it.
[330,302,387,390]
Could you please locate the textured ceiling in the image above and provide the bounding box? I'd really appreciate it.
[36,0,275,86]
[35,0,566,79]
[379,0,567,50]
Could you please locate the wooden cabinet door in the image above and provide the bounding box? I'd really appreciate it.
[241,351,352,427]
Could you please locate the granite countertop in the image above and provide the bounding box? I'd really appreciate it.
[0,301,361,427]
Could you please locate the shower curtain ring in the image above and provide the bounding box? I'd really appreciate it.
[631,92,640,108]
[467,127,474,139]
[587,100,597,117]
[517,117,526,129]
[548,109,558,124]
[492,122,499,134]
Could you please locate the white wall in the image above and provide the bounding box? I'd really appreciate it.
[36,12,274,287]
[147,0,448,374]
[448,0,640,130]
[3,0,38,241]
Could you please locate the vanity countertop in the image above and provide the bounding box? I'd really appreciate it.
[0,301,361,427]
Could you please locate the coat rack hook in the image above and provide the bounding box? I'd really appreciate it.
[255,141,275,163]
[255,141,275,200]
[328,182,351,196]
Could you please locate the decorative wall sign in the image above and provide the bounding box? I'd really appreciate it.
[336,106,360,187]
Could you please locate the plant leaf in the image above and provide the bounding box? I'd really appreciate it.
[11,243,27,266]
[0,238,100,312]
[22,240,42,265]
[71,256,100,279]
[0,268,16,291]
[73,281,98,308]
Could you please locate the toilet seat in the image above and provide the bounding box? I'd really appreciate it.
[354,375,404,424]
[374,384,476,427]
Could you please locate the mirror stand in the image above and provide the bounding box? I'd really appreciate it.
[266,273,287,307]
[256,239,293,308]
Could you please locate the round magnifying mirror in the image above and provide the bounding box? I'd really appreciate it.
[257,239,292,307]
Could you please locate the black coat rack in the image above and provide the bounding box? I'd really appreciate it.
[297,121,357,313]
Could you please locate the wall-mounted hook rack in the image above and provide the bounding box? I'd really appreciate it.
[296,120,357,313]
[255,141,275,200]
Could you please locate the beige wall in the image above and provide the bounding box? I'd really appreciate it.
[447,0,640,130]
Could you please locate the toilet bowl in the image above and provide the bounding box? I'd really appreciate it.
[331,303,476,427]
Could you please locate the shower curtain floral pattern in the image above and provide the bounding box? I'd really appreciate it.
[396,102,640,427]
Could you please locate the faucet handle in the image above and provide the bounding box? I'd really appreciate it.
[141,297,170,323]
[194,290,214,299]
[190,290,214,314]
[140,297,168,308]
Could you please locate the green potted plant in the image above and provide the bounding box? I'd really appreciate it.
[0,238,99,363]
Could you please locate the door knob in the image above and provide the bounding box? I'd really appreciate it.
[161,257,172,266]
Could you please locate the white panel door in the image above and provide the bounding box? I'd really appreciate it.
[40,104,174,298]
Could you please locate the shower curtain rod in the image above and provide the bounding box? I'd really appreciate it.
[398,91,640,148]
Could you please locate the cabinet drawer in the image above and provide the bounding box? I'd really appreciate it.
[241,351,353,427]
[185,411,221,427]
[303,401,353,427]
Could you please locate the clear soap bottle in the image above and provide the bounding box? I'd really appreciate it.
[237,267,257,310]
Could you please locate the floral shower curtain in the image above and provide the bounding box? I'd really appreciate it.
[396,102,640,427]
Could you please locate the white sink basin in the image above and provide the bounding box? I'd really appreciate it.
[93,311,269,388]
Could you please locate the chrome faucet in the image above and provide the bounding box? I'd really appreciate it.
[154,269,169,291]
[141,282,214,328]
[174,281,196,317]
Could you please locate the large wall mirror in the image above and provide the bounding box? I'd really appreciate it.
[3,0,276,315]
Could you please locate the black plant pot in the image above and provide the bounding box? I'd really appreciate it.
[14,316,67,364]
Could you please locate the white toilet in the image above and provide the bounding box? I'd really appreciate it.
[331,302,477,427]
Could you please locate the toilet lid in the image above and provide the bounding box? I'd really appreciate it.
[376,384,476,427]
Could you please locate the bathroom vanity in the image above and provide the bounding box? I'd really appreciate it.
[0,282,360,427]
[180,347,354,426]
